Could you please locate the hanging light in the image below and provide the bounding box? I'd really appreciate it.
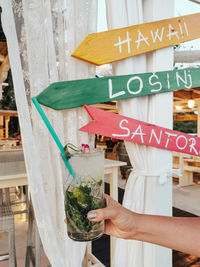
[175,105,182,111]
[188,99,195,108]
[188,91,195,109]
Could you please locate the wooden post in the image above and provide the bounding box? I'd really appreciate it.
[5,116,10,139]
[143,1,173,267]
[0,84,3,139]
[179,171,193,187]
[0,83,2,100]
[109,166,118,264]
[0,116,3,138]
[196,100,200,137]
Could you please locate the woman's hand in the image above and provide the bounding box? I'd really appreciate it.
[65,194,200,256]
[87,194,139,239]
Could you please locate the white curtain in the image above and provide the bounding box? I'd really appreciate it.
[106,0,173,266]
[1,0,97,266]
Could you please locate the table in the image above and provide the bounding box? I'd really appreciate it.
[0,161,27,189]
[0,158,126,194]
[173,152,199,186]
[0,147,23,153]
[0,148,26,190]
[104,159,126,199]
[0,140,18,147]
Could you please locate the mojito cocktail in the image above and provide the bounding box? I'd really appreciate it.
[64,150,104,241]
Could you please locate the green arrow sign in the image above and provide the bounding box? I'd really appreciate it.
[36,68,200,110]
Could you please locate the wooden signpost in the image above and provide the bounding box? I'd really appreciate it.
[72,13,200,65]
[36,68,200,110]
[33,11,200,159]
[80,105,200,157]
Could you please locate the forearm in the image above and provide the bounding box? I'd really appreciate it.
[87,194,200,256]
[134,213,200,256]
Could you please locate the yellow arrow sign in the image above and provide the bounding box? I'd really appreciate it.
[72,13,200,65]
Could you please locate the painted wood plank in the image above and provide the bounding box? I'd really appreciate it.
[72,13,200,65]
[80,105,200,157]
[36,68,200,110]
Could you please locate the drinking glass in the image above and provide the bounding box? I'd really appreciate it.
[64,150,104,241]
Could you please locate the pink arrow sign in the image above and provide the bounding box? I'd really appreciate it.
[79,105,200,157]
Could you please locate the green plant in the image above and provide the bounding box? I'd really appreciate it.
[0,70,16,110]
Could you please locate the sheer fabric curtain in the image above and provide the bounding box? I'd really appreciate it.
[106,0,173,266]
[106,1,150,266]
[2,0,97,266]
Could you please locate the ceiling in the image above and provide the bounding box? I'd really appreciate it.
[174,87,200,111]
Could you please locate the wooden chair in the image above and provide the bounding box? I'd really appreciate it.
[0,150,29,214]
[84,243,105,267]
[105,143,119,161]
[0,205,17,267]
